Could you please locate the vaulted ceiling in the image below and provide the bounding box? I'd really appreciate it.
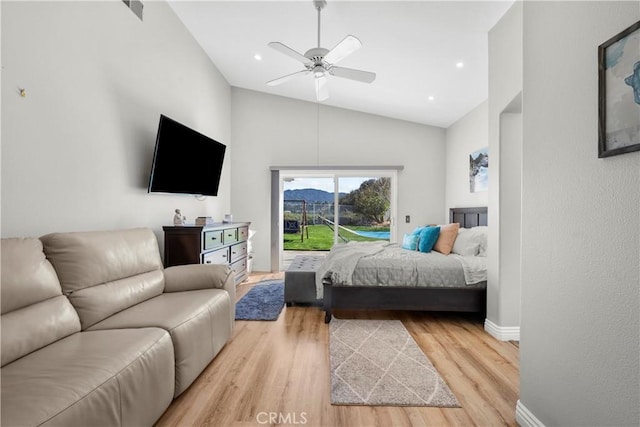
[168,1,514,128]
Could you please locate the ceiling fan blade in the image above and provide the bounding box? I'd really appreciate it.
[266,69,310,86]
[330,66,376,83]
[268,42,311,65]
[323,35,362,64]
[315,75,329,101]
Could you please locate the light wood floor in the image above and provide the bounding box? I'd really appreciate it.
[155,272,520,427]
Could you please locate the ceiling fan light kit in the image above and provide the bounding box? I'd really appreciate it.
[266,0,376,102]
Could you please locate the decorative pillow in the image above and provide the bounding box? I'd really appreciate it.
[433,223,460,255]
[475,226,488,256]
[410,226,424,236]
[452,226,488,256]
[477,243,487,257]
[401,233,419,251]
[418,226,440,253]
[451,228,476,256]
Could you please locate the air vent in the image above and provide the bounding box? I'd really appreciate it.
[122,0,143,21]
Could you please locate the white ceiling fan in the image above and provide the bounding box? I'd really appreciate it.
[266,0,376,102]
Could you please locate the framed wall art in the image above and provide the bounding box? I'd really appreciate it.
[469,147,488,193]
[598,20,640,158]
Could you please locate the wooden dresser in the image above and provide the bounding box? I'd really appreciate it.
[163,222,251,284]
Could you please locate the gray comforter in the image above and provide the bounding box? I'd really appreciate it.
[315,241,486,299]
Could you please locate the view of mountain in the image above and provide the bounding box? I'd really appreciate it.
[284,188,347,202]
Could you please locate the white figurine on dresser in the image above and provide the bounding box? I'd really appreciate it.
[173,209,186,226]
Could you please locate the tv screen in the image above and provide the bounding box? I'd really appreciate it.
[148,114,226,197]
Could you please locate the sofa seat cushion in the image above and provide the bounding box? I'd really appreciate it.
[1,328,174,427]
[88,289,232,397]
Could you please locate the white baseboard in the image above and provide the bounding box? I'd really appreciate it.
[515,400,545,427]
[484,318,520,341]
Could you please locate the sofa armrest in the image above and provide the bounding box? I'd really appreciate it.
[163,264,236,330]
[163,264,235,294]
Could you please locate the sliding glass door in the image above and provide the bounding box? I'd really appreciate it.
[335,176,391,244]
[283,175,335,251]
[281,170,396,252]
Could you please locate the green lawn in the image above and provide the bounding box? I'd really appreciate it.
[283,224,389,251]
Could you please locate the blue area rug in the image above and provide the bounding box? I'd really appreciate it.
[235,280,284,321]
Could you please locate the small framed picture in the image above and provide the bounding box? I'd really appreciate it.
[598,20,640,158]
[469,147,488,193]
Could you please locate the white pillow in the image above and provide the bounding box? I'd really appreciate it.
[452,226,487,256]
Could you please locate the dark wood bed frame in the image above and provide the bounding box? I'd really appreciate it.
[323,207,488,323]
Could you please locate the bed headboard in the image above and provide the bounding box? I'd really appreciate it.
[449,207,488,228]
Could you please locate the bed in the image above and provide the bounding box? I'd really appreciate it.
[320,207,488,323]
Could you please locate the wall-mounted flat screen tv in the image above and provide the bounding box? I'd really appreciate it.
[148,114,226,197]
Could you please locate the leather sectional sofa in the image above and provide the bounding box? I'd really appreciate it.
[1,227,236,426]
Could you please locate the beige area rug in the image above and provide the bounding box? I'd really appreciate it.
[329,319,460,407]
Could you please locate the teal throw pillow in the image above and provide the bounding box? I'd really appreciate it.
[401,233,419,251]
[411,226,424,236]
[418,226,441,253]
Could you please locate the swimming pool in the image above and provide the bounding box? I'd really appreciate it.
[353,230,390,240]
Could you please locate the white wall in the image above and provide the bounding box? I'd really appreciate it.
[1,1,231,250]
[487,1,523,332]
[230,88,447,272]
[519,1,639,425]
[498,108,521,332]
[445,100,489,213]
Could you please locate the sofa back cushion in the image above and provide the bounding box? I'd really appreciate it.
[1,238,81,366]
[41,228,165,329]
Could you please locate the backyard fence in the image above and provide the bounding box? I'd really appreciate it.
[283,201,367,226]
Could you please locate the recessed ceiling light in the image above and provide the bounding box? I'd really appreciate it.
[456,62,464,69]
[428,96,435,101]
[254,54,262,61]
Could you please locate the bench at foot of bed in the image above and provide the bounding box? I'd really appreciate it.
[285,255,324,306]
